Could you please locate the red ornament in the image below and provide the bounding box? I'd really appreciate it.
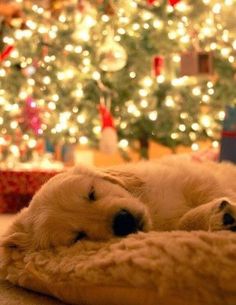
[0,45,14,62]
[146,0,156,5]
[99,103,117,154]
[168,0,181,6]
[99,104,115,130]
[152,56,164,77]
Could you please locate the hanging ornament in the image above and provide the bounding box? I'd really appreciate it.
[168,0,181,6]
[0,45,14,62]
[99,34,127,72]
[180,51,213,76]
[152,56,164,77]
[146,0,156,5]
[99,103,118,154]
[23,97,42,135]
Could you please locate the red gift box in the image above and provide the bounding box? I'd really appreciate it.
[0,169,61,213]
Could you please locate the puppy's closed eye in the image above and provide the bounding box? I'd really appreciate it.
[75,231,87,242]
[88,187,96,201]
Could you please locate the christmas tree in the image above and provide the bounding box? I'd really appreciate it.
[0,0,236,164]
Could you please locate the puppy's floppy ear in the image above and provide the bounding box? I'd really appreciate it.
[0,209,29,250]
[101,169,145,195]
[0,231,28,249]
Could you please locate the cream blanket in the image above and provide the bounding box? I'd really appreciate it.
[0,231,236,305]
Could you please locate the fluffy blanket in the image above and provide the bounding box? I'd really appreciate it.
[0,231,236,305]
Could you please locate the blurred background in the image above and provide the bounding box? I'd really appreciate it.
[0,0,236,215]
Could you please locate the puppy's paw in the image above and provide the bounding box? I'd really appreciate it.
[209,199,236,232]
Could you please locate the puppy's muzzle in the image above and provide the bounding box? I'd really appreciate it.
[112,209,141,237]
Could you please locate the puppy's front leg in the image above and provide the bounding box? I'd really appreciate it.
[177,198,236,231]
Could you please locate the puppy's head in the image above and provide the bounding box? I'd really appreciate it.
[1,165,151,250]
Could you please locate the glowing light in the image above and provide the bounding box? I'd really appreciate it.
[59,15,67,23]
[10,121,18,129]
[153,19,163,30]
[202,95,210,103]
[118,28,126,35]
[129,72,136,78]
[79,136,89,145]
[48,102,56,110]
[168,32,177,40]
[210,42,217,50]
[0,137,6,145]
[140,99,148,108]
[200,115,211,128]
[128,104,137,113]
[43,76,51,85]
[0,97,5,105]
[10,145,20,156]
[28,139,37,148]
[207,81,213,88]
[171,133,179,140]
[65,44,74,52]
[75,46,83,53]
[192,87,201,96]
[156,75,165,83]
[172,54,181,63]
[19,91,28,100]
[26,20,37,30]
[120,122,127,129]
[0,69,6,77]
[119,139,129,148]
[212,3,221,14]
[77,114,86,124]
[165,96,175,107]
[142,76,153,87]
[102,15,110,22]
[92,71,101,81]
[221,48,231,57]
[93,126,101,134]
[208,88,214,95]
[149,111,158,121]
[139,89,148,97]
[52,94,59,101]
[132,23,140,31]
[179,124,186,132]
[191,143,199,151]
[191,123,200,131]
[218,110,225,121]
[212,141,219,148]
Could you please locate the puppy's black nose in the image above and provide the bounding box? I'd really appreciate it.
[113,210,138,237]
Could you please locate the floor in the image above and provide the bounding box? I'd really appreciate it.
[0,214,16,236]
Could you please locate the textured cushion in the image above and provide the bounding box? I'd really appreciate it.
[1,231,236,305]
[0,280,65,305]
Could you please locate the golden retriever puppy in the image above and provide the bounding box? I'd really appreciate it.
[1,156,236,250]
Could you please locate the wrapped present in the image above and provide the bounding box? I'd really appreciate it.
[0,169,61,213]
[219,106,236,163]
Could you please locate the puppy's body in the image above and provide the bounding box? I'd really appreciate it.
[106,157,236,231]
[2,156,236,250]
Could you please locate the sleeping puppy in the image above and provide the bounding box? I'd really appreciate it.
[1,156,236,250]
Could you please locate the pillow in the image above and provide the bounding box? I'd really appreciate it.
[1,231,236,305]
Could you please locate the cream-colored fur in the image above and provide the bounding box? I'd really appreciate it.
[1,156,236,250]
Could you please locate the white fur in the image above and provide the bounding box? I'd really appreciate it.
[2,156,236,250]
